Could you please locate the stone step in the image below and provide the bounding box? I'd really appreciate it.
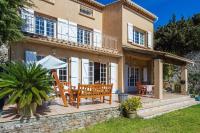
[142,96,192,109]
[138,98,199,119]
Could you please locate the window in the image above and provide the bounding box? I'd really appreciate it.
[128,67,140,87]
[37,55,45,61]
[35,16,55,37]
[80,5,93,17]
[57,58,68,82]
[140,33,144,45]
[133,29,145,46]
[77,27,92,45]
[100,64,107,84]
[89,61,94,84]
[46,19,54,37]
[35,16,45,35]
[134,31,139,44]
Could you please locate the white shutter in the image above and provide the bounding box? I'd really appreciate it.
[143,67,148,82]
[21,8,35,33]
[128,23,133,43]
[82,59,89,84]
[110,63,118,93]
[53,22,57,38]
[71,57,79,87]
[57,18,68,40]
[25,51,37,64]
[148,31,153,48]
[93,29,102,48]
[69,21,77,43]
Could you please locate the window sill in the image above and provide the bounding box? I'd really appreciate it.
[41,0,55,5]
[79,12,95,20]
[128,42,151,49]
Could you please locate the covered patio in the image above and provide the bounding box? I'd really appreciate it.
[122,45,194,99]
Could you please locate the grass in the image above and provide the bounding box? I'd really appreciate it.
[71,105,200,133]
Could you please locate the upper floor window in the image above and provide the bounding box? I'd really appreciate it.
[35,16,55,37]
[77,27,92,45]
[133,29,145,46]
[80,5,93,18]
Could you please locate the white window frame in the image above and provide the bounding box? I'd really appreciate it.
[88,61,94,84]
[128,67,140,87]
[35,15,56,37]
[57,58,68,82]
[100,63,107,84]
[133,29,145,46]
[77,27,92,45]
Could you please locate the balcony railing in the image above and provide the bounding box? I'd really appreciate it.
[21,15,118,51]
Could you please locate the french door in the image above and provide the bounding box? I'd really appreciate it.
[128,67,140,87]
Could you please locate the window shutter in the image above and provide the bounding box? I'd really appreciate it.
[143,67,148,82]
[69,21,77,43]
[93,29,102,48]
[82,59,89,84]
[110,63,118,93]
[25,51,37,64]
[57,18,68,40]
[127,23,133,43]
[71,57,79,87]
[148,31,153,48]
[53,22,57,38]
[21,8,35,33]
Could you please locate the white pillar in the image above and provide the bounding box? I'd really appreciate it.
[181,66,188,95]
[154,59,163,99]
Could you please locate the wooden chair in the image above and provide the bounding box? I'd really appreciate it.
[136,81,146,96]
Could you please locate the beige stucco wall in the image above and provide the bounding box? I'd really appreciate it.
[32,0,103,31]
[122,5,154,48]
[103,2,122,52]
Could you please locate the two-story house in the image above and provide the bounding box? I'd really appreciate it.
[10,0,192,99]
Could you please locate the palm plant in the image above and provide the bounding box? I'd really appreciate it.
[0,62,53,115]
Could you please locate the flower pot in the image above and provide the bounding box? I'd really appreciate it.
[17,103,37,117]
[126,111,137,119]
[118,93,128,103]
[31,102,37,115]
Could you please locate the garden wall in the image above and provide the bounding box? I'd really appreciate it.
[0,107,120,133]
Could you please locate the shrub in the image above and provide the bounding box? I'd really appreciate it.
[121,97,142,112]
[189,73,200,96]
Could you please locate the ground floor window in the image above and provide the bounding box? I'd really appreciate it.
[57,58,68,82]
[88,62,107,84]
[128,67,140,87]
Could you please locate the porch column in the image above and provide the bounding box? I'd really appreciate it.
[154,59,163,99]
[181,66,188,95]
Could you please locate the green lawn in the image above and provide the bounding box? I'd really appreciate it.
[71,105,200,133]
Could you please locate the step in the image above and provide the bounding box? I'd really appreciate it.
[138,100,199,119]
[142,96,192,109]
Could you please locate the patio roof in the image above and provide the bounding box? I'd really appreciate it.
[122,45,194,65]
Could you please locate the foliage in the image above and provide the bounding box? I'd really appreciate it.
[0,62,53,109]
[72,105,200,133]
[154,14,200,56]
[189,73,200,96]
[121,97,142,112]
[0,0,33,45]
[163,64,176,81]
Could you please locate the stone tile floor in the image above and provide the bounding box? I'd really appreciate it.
[0,93,186,122]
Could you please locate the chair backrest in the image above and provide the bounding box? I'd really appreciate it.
[78,84,113,96]
[136,81,142,90]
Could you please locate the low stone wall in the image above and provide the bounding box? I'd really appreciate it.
[0,107,120,133]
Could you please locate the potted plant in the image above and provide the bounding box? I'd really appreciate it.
[121,97,142,119]
[0,62,53,117]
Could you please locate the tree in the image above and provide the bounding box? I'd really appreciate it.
[154,14,200,56]
[0,0,33,45]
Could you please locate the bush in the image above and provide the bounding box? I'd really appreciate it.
[189,73,200,96]
[121,97,142,112]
